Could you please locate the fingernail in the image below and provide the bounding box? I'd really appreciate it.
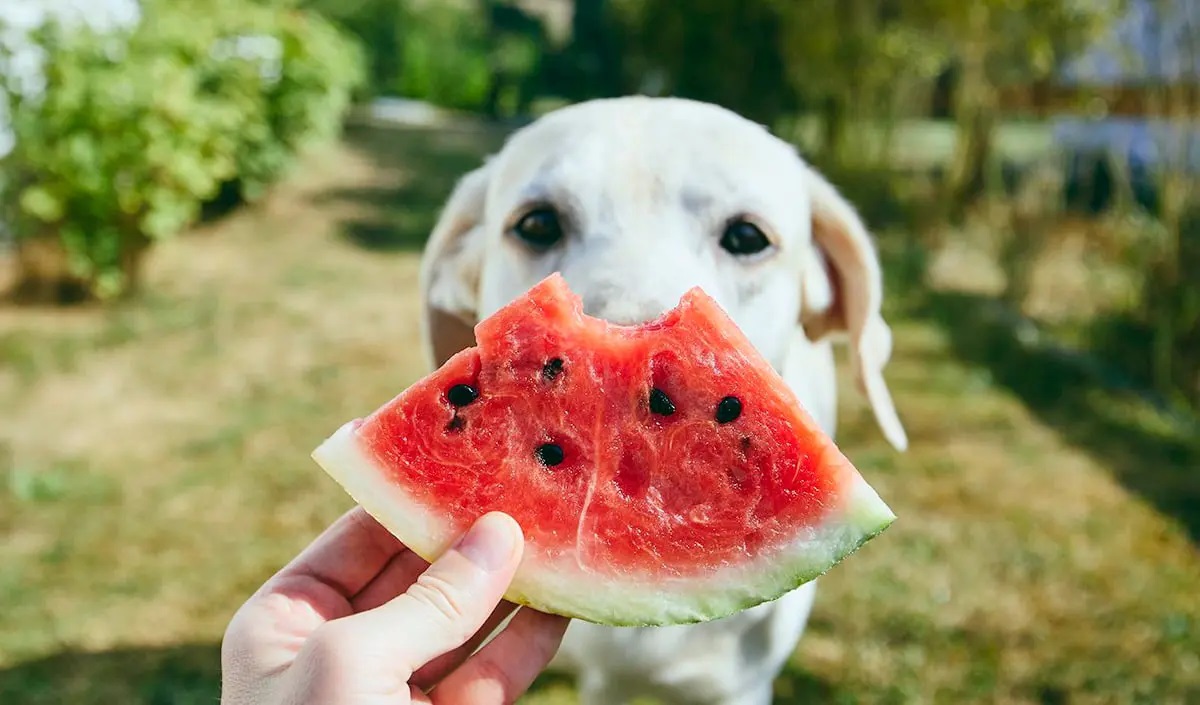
[454,513,519,572]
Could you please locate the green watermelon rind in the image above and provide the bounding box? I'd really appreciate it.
[312,420,896,627]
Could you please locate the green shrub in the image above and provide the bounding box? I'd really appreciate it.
[218,3,365,199]
[195,1,289,203]
[0,0,363,301]
[393,1,491,111]
[1,20,243,298]
[304,0,553,116]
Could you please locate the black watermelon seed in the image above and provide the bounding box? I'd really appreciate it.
[715,396,742,423]
[648,387,676,416]
[740,436,752,454]
[446,384,479,407]
[535,443,565,467]
[446,416,465,432]
[542,358,565,381]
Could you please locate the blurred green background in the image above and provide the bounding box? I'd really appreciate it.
[1,0,1197,703]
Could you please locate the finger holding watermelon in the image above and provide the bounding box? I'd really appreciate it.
[219,506,569,705]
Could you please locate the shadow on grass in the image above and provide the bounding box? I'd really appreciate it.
[771,666,840,704]
[526,662,838,705]
[0,642,582,705]
[0,643,222,705]
[0,641,839,705]
[316,122,510,253]
[919,290,1200,543]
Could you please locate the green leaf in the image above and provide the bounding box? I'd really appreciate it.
[19,187,65,222]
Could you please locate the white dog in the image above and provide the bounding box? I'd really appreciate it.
[417,96,907,705]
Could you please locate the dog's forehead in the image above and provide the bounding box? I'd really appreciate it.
[491,99,803,205]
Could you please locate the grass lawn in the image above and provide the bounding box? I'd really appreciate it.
[782,117,1056,170]
[1,123,1198,705]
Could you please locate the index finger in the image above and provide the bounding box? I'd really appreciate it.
[267,505,407,599]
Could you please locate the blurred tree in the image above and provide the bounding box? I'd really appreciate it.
[482,1,549,119]
[303,0,403,96]
[1136,0,1200,407]
[607,0,946,160]
[911,0,1126,210]
[305,0,550,117]
[566,0,624,99]
[390,1,492,110]
[608,0,1120,178]
[770,0,946,163]
[608,0,793,125]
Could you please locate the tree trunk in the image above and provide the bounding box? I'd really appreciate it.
[820,95,846,163]
[11,233,88,304]
[11,226,151,304]
[116,229,152,299]
[947,105,996,208]
[1142,79,1198,405]
[944,5,996,214]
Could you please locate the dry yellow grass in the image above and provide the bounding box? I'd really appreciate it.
[1,124,1197,704]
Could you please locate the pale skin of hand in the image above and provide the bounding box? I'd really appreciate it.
[220,507,569,705]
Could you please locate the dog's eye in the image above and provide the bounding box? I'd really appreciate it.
[512,208,564,249]
[719,219,771,257]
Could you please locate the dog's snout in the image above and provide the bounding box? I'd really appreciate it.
[581,286,671,326]
[564,252,724,326]
[576,273,721,326]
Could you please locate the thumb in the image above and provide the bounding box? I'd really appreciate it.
[292,512,525,694]
[381,511,525,671]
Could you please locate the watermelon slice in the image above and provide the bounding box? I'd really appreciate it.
[312,274,894,626]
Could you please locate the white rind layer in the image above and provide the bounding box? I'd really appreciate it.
[311,419,895,626]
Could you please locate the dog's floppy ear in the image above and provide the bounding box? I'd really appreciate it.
[419,162,493,369]
[799,167,908,451]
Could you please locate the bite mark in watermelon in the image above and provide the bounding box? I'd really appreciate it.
[312,274,894,626]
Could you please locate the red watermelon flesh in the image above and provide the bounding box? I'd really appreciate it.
[312,273,894,626]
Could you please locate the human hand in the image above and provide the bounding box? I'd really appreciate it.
[220,507,568,705]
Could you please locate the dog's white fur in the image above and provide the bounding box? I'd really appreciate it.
[417,96,906,705]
